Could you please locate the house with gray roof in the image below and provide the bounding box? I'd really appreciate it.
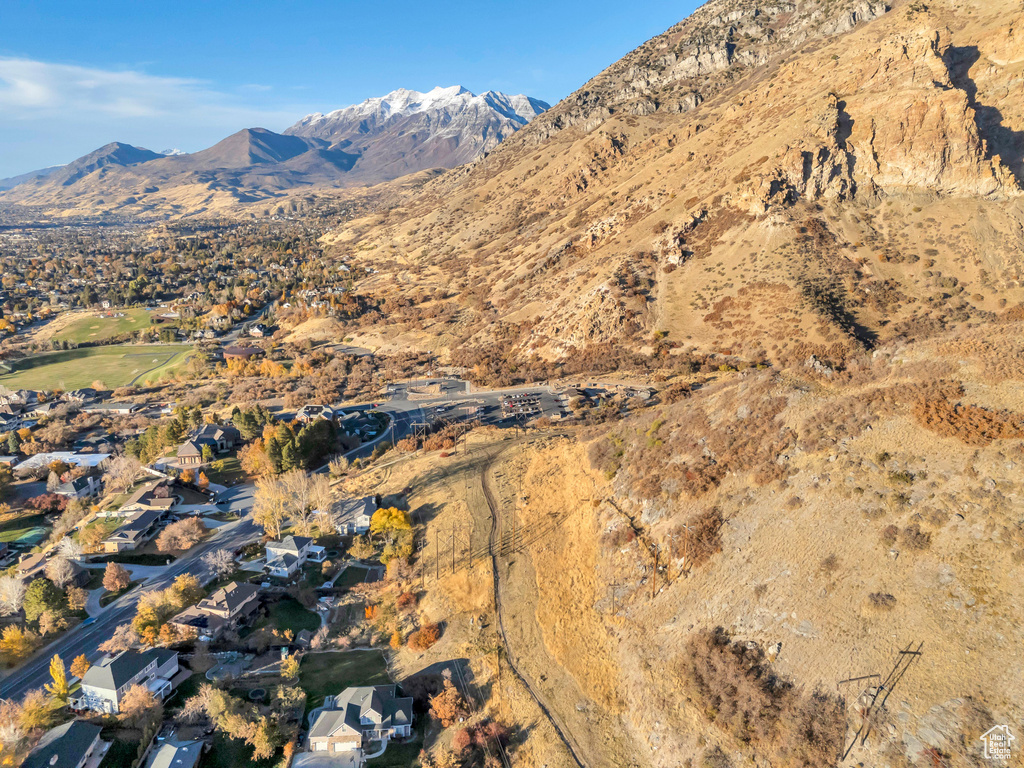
[103,507,168,552]
[333,496,375,536]
[306,685,413,758]
[71,649,179,714]
[143,738,204,768]
[265,535,324,578]
[22,720,103,768]
[167,581,261,641]
[54,474,102,500]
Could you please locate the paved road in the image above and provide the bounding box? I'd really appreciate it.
[0,483,260,702]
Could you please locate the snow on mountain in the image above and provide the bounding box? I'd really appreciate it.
[284,86,550,179]
[291,85,547,130]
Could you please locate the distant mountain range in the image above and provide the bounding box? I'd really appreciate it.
[0,86,549,215]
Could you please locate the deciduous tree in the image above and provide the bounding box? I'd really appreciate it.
[103,562,131,593]
[0,576,26,617]
[70,654,90,679]
[156,517,207,552]
[44,655,69,704]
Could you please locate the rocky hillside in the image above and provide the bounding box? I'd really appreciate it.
[327,0,1024,372]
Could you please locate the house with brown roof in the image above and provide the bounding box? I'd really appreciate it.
[167,581,261,641]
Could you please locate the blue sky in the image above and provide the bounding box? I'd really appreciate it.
[0,0,701,178]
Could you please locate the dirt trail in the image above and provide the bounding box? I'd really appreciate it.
[481,443,589,768]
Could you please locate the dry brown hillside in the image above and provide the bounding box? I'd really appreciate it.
[325,0,1024,371]
[492,323,1024,767]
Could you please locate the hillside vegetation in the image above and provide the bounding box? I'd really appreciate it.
[323,0,1024,376]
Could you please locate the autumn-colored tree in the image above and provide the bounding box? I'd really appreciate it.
[44,655,69,704]
[18,690,55,731]
[390,630,404,650]
[0,626,41,665]
[429,678,469,727]
[38,609,69,637]
[253,475,288,538]
[280,655,300,679]
[156,516,207,552]
[103,562,132,593]
[66,586,88,612]
[70,654,91,679]
[44,557,75,589]
[349,535,375,560]
[239,440,274,477]
[180,469,196,484]
[119,684,162,729]
[197,472,210,489]
[369,507,412,541]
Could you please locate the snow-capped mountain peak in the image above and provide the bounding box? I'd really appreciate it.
[288,85,548,132]
[283,85,550,181]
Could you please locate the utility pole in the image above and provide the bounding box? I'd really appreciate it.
[651,544,660,599]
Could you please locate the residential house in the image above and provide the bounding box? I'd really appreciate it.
[13,452,110,475]
[120,481,178,516]
[102,508,167,552]
[264,535,325,578]
[307,685,413,757]
[62,388,99,405]
[333,497,374,536]
[54,474,102,500]
[71,649,179,714]
[248,323,267,338]
[0,455,19,468]
[167,581,261,641]
[296,404,334,424]
[15,552,90,587]
[82,402,140,416]
[143,738,204,768]
[22,720,103,768]
[0,405,26,432]
[176,423,240,465]
[28,402,59,419]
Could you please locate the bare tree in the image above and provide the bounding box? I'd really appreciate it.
[102,455,143,493]
[98,623,138,653]
[44,558,75,590]
[283,470,314,537]
[201,549,236,579]
[56,537,84,561]
[0,576,26,617]
[253,476,288,539]
[310,474,335,535]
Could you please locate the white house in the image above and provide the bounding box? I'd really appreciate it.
[333,497,375,536]
[71,650,179,714]
[264,535,325,578]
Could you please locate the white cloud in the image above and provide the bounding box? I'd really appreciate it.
[0,57,313,176]
[0,57,300,125]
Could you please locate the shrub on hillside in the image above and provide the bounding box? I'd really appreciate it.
[678,627,845,767]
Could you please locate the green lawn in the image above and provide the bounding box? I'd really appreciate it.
[52,308,162,344]
[0,512,48,544]
[206,456,247,485]
[367,718,426,767]
[261,598,320,634]
[90,552,175,566]
[0,344,193,390]
[333,564,372,590]
[298,650,390,715]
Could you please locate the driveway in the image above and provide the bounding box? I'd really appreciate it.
[292,753,361,768]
